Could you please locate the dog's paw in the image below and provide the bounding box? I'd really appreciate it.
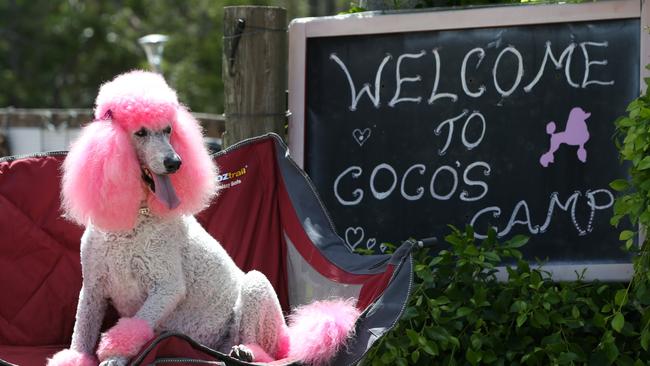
[229,344,254,362]
[99,356,129,366]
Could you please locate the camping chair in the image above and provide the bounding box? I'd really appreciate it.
[0,133,414,366]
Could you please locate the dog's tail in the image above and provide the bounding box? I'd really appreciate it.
[278,298,360,366]
[546,121,556,135]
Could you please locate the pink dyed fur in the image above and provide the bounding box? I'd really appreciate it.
[285,299,360,366]
[97,317,154,361]
[47,349,96,366]
[275,325,291,360]
[62,120,141,231]
[61,71,217,232]
[93,70,178,132]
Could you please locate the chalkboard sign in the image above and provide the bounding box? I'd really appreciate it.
[288,0,650,280]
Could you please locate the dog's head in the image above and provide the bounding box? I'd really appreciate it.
[61,70,218,231]
[569,107,591,122]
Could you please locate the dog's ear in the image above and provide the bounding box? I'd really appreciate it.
[62,120,142,231]
[147,107,218,218]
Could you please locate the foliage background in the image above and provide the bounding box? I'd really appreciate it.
[0,0,346,113]
[364,227,650,366]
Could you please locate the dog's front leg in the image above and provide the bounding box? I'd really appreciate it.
[97,254,186,365]
[47,283,108,366]
[48,235,108,366]
[71,283,108,353]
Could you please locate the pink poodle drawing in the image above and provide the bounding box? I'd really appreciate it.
[539,107,591,168]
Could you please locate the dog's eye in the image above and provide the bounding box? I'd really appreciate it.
[135,128,148,137]
[163,126,172,134]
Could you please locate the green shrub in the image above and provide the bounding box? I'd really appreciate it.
[611,68,650,286]
[363,226,650,365]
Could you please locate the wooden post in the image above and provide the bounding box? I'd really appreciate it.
[222,6,287,148]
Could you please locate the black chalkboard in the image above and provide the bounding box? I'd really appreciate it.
[304,17,639,267]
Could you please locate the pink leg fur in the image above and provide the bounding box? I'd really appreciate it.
[47,349,96,366]
[97,317,154,361]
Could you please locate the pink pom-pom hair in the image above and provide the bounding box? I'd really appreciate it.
[46,349,96,366]
[96,317,154,362]
[62,70,217,231]
[285,299,360,365]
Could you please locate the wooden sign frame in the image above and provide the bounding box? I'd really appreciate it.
[287,0,650,281]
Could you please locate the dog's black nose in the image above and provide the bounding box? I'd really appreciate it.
[164,155,182,173]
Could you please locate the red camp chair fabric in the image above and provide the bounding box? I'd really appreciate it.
[0,134,412,366]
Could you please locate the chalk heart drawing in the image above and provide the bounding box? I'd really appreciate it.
[352,128,371,146]
[344,226,365,251]
[366,238,377,250]
[379,243,388,253]
[540,107,591,168]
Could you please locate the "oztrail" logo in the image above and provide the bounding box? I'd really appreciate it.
[217,166,247,188]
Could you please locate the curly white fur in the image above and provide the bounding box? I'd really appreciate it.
[69,211,285,366]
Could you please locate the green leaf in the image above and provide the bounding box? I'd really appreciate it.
[431,296,450,305]
[602,303,612,313]
[405,329,419,345]
[417,335,428,347]
[466,348,482,366]
[572,306,580,319]
[423,326,447,343]
[604,341,619,362]
[380,351,395,363]
[464,244,479,256]
[510,300,528,313]
[558,352,579,364]
[422,341,438,356]
[593,313,606,328]
[471,333,482,349]
[641,329,650,351]
[638,156,650,170]
[616,116,635,127]
[449,336,460,348]
[533,310,550,327]
[484,251,501,262]
[611,312,625,333]
[505,235,529,248]
[619,230,635,241]
[445,233,464,246]
[411,350,420,363]
[456,307,473,317]
[542,332,562,346]
[610,179,630,191]
[516,313,528,327]
[615,289,628,307]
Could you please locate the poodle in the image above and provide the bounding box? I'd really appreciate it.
[539,107,591,168]
[47,71,359,366]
